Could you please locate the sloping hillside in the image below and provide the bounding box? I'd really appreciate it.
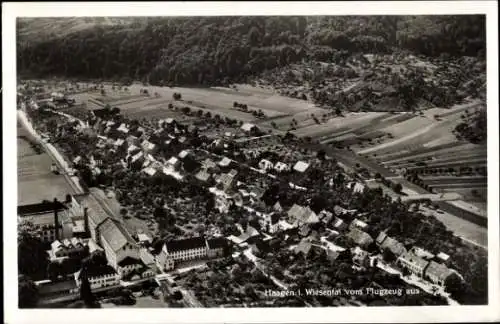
[17,15,486,111]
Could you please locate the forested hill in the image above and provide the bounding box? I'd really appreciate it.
[17,16,485,86]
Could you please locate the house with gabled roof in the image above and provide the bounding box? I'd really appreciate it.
[273,201,283,213]
[166,156,181,170]
[436,252,450,263]
[156,236,208,271]
[397,251,429,278]
[218,156,232,168]
[424,261,461,287]
[294,238,314,258]
[274,161,290,173]
[293,161,310,173]
[350,219,369,231]
[74,264,119,290]
[287,204,319,226]
[259,159,274,171]
[99,218,140,271]
[346,227,374,248]
[195,168,212,183]
[376,232,407,257]
[117,123,129,134]
[202,158,217,170]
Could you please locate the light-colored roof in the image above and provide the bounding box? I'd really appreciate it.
[203,158,217,169]
[114,138,125,146]
[137,233,152,243]
[88,238,103,253]
[333,218,346,228]
[437,252,450,261]
[131,151,144,163]
[288,204,319,224]
[178,150,190,159]
[294,238,313,256]
[51,240,64,251]
[241,123,256,132]
[293,161,310,173]
[412,247,435,259]
[117,123,129,133]
[141,140,155,151]
[351,219,368,229]
[167,156,179,166]
[99,218,136,253]
[195,169,211,182]
[218,157,232,167]
[274,162,289,170]
[142,167,157,176]
[127,144,139,152]
[259,159,274,169]
[273,201,283,212]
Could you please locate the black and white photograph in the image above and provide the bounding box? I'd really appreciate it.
[3,2,499,323]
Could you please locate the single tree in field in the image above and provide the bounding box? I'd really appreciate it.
[393,183,403,194]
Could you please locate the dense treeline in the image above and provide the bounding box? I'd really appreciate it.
[454,109,487,144]
[17,16,485,86]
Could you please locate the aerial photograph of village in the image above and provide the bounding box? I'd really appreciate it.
[15,15,488,309]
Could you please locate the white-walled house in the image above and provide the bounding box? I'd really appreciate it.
[259,159,274,171]
[74,265,120,290]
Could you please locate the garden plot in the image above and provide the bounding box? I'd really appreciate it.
[405,160,487,172]
[379,115,432,138]
[114,97,172,111]
[357,114,465,156]
[420,176,487,186]
[259,107,327,130]
[293,112,386,139]
[370,142,475,163]
[351,113,416,136]
[385,151,487,168]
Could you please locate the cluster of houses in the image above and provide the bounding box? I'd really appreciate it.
[254,200,463,289]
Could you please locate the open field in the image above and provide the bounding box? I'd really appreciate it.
[17,123,76,205]
[420,206,487,248]
[289,112,387,139]
[356,100,483,156]
[71,83,320,125]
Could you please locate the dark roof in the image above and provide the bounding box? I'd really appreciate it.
[92,108,109,119]
[270,213,280,224]
[18,201,67,215]
[77,264,116,280]
[166,236,206,253]
[118,256,143,267]
[207,237,227,250]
